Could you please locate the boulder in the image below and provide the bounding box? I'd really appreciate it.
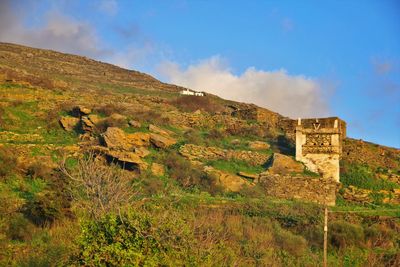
[128,120,141,128]
[268,153,304,175]
[149,124,175,136]
[107,150,148,172]
[81,116,95,132]
[59,116,79,132]
[74,106,91,116]
[134,147,150,158]
[204,166,251,192]
[249,141,270,150]
[151,163,165,176]
[150,133,177,149]
[102,127,130,150]
[126,132,150,147]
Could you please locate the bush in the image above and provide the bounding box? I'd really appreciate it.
[163,152,222,194]
[73,210,193,266]
[273,226,308,257]
[94,103,127,117]
[329,220,364,249]
[171,95,223,114]
[0,147,17,178]
[341,163,399,191]
[23,190,64,226]
[7,213,35,241]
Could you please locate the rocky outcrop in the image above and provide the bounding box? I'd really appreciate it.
[107,150,148,171]
[248,141,270,150]
[237,171,258,180]
[102,127,150,150]
[204,166,252,192]
[179,144,270,165]
[149,124,175,136]
[259,174,340,206]
[150,133,177,149]
[59,117,79,132]
[267,153,304,175]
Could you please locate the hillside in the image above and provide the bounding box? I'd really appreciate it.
[0,43,399,266]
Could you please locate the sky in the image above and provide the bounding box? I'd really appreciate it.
[0,0,399,148]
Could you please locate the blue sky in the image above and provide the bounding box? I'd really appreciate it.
[1,0,399,147]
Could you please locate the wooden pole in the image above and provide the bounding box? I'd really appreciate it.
[323,206,328,267]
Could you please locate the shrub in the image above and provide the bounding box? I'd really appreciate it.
[273,225,308,257]
[60,153,136,219]
[26,161,53,179]
[171,95,223,114]
[341,163,399,191]
[73,210,193,266]
[329,220,364,249]
[23,190,64,226]
[0,147,17,178]
[7,213,35,241]
[94,103,127,117]
[163,152,222,194]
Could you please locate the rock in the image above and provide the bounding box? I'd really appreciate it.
[59,116,79,132]
[134,147,150,157]
[107,150,148,172]
[102,127,130,150]
[128,120,141,128]
[238,171,259,180]
[88,114,102,125]
[249,141,270,150]
[126,132,150,147]
[81,116,95,132]
[268,153,304,175]
[150,133,177,149]
[231,139,241,145]
[151,163,165,176]
[74,106,91,116]
[149,124,175,136]
[204,166,251,192]
[103,127,151,151]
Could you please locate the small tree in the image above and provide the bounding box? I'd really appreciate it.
[60,152,136,219]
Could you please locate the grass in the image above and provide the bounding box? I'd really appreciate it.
[207,159,265,174]
[341,163,399,191]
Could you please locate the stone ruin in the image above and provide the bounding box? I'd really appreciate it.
[295,118,344,182]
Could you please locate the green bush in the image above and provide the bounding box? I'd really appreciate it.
[0,147,17,178]
[341,163,399,191]
[7,213,34,241]
[329,220,364,249]
[273,225,308,257]
[73,211,193,266]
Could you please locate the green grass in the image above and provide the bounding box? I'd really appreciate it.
[341,163,399,191]
[207,159,265,174]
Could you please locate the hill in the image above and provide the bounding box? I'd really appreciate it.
[0,42,399,266]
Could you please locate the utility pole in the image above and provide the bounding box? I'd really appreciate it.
[323,206,328,267]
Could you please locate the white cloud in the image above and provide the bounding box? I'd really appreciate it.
[0,1,107,57]
[158,56,330,118]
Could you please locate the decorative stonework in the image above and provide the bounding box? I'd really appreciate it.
[296,118,343,182]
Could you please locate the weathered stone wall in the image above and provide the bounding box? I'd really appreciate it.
[259,174,340,206]
[179,144,270,165]
[231,106,280,129]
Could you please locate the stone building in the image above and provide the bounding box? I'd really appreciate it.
[295,118,344,182]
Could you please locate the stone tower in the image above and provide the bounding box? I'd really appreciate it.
[295,118,342,182]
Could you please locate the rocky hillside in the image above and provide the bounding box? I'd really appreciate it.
[0,43,399,266]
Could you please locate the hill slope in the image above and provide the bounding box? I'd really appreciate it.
[0,42,399,266]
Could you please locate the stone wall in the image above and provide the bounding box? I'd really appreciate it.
[179,144,270,165]
[259,174,340,206]
[231,105,280,129]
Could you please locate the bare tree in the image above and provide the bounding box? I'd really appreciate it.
[60,152,137,219]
